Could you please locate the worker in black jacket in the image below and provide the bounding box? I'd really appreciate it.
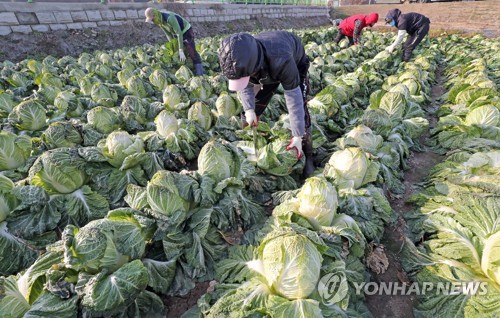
[384,9,430,62]
[218,31,314,178]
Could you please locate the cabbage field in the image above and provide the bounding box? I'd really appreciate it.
[0,27,498,318]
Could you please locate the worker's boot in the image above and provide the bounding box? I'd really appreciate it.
[194,63,204,76]
[302,128,315,179]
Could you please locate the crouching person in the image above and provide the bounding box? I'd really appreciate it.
[384,8,430,62]
[218,31,315,178]
[145,7,204,75]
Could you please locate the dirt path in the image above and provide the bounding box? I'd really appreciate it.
[365,65,446,317]
[164,281,210,318]
[2,0,498,65]
[0,16,330,63]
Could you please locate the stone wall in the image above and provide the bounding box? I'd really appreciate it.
[0,2,328,36]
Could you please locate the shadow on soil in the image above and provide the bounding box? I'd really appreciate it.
[365,65,446,318]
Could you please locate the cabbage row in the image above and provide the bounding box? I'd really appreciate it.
[0,27,370,317]
[401,35,500,318]
[0,26,498,318]
[183,34,442,318]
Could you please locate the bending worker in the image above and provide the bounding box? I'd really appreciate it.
[145,7,204,75]
[334,13,379,46]
[384,9,431,62]
[218,31,315,178]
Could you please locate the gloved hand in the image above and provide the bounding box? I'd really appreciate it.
[179,50,186,62]
[245,109,258,127]
[385,46,394,53]
[286,136,304,159]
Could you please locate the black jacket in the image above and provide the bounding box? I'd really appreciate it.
[219,31,309,90]
[386,9,430,35]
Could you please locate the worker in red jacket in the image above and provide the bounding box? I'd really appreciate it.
[334,13,379,46]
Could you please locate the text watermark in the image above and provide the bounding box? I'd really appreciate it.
[317,273,489,305]
[352,281,488,296]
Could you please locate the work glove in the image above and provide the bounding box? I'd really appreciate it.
[385,46,394,53]
[245,109,258,127]
[286,136,304,160]
[179,50,186,62]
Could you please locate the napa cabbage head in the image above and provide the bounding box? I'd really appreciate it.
[388,84,411,99]
[324,147,380,189]
[90,82,117,107]
[256,140,303,176]
[464,105,499,128]
[306,85,342,117]
[0,174,17,222]
[198,141,243,183]
[162,84,187,111]
[54,90,84,118]
[296,176,338,227]
[188,101,212,130]
[215,92,240,118]
[175,65,193,83]
[338,125,383,153]
[155,110,179,138]
[126,75,148,98]
[0,131,32,171]
[402,78,421,95]
[378,91,407,120]
[29,148,87,194]
[149,69,169,91]
[8,100,47,131]
[42,121,83,149]
[120,95,148,129]
[188,77,213,100]
[249,232,323,300]
[146,170,191,216]
[63,214,145,274]
[0,92,16,118]
[463,151,500,174]
[87,106,122,134]
[361,109,394,138]
[402,117,429,139]
[98,131,145,168]
[36,74,63,104]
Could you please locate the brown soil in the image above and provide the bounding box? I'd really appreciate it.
[365,66,446,318]
[0,16,331,63]
[2,0,498,64]
[164,281,210,318]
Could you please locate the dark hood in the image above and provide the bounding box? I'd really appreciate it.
[218,33,264,80]
[385,8,401,25]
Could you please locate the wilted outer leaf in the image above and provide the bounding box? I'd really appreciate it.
[80,260,148,313]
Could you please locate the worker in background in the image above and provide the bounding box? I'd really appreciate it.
[145,8,204,76]
[334,13,379,46]
[330,18,343,27]
[384,9,430,62]
[218,31,315,178]
[326,0,336,21]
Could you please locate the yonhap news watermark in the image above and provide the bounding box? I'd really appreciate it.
[352,281,488,296]
[317,273,489,305]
